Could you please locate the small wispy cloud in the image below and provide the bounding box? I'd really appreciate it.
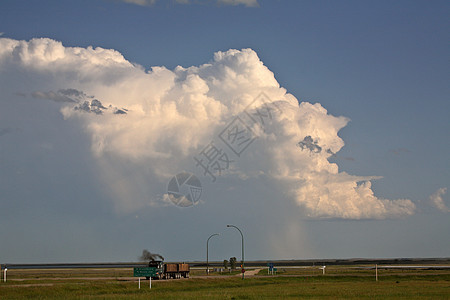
[0,127,21,137]
[118,0,259,7]
[218,0,259,7]
[389,147,411,156]
[429,187,449,212]
[31,89,94,103]
[298,136,322,153]
[0,127,14,137]
[121,0,156,5]
[32,90,79,103]
[31,88,128,115]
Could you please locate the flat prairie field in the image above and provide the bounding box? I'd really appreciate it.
[1,268,449,299]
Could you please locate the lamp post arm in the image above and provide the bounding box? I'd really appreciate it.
[207,233,219,275]
[227,225,244,279]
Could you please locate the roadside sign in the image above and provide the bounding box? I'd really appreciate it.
[267,263,275,275]
[134,267,157,277]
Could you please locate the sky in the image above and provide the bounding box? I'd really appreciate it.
[0,0,449,263]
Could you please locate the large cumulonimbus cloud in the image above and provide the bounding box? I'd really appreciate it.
[0,37,416,219]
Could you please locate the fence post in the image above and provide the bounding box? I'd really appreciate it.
[376,264,378,282]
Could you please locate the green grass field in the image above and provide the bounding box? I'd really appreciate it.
[1,267,449,299]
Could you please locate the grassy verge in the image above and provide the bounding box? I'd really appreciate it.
[257,265,450,277]
[1,270,449,299]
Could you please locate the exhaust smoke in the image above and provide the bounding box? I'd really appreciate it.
[140,249,164,262]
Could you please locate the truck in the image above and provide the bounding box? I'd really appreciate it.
[147,261,190,279]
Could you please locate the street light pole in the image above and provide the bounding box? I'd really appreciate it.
[207,233,219,275]
[227,224,244,279]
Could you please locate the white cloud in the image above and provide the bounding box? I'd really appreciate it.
[117,0,259,7]
[121,0,156,6]
[429,187,449,212]
[218,0,259,7]
[0,37,416,219]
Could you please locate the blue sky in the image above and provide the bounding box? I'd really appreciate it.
[0,0,449,263]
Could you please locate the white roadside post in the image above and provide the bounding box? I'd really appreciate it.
[4,268,7,283]
[138,277,141,289]
[149,277,151,289]
[376,264,378,282]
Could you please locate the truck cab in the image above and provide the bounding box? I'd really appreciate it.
[147,260,164,279]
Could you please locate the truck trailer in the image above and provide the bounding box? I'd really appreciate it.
[147,261,190,279]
